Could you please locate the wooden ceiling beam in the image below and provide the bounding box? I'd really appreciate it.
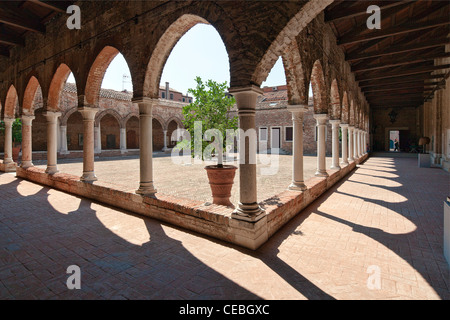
[27,0,67,13]
[358,74,445,88]
[356,64,450,82]
[0,5,45,33]
[339,16,450,46]
[362,83,438,93]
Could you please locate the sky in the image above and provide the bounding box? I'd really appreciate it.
[67,24,287,94]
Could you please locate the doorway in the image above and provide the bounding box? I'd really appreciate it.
[271,127,281,150]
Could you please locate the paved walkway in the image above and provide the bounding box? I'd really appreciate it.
[0,156,449,299]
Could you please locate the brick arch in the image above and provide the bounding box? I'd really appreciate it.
[341,91,349,124]
[123,112,139,129]
[281,39,307,105]
[60,107,78,127]
[22,76,41,116]
[85,46,120,107]
[143,14,213,98]
[48,63,74,112]
[330,79,341,120]
[310,60,328,114]
[4,85,19,118]
[252,0,333,87]
[165,116,184,131]
[152,114,165,131]
[95,109,123,128]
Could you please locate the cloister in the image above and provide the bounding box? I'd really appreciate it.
[0,1,448,300]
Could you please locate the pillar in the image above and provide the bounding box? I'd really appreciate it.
[94,124,101,154]
[60,125,69,154]
[79,107,98,182]
[229,86,264,222]
[3,117,14,164]
[134,97,157,195]
[314,113,328,177]
[162,130,168,151]
[287,104,307,191]
[44,111,61,174]
[353,127,358,160]
[348,126,354,162]
[21,115,35,168]
[330,119,341,171]
[340,123,349,166]
[120,127,127,153]
[357,129,362,157]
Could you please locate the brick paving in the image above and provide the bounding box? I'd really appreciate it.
[0,156,449,300]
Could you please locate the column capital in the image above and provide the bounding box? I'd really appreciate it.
[21,115,35,123]
[287,104,308,113]
[78,106,99,120]
[340,123,349,128]
[132,97,159,105]
[313,113,328,124]
[329,119,341,125]
[3,117,14,125]
[229,85,263,112]
[43,111,61,122]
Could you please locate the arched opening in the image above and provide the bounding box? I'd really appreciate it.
[152,118,164,151]
[330,79,341,120]
[167,119,179,148]
[67,111,83,151]
[4,85,19,118]
[310,60,328,115]
[341,92,349,124]
[100,114,120,150]
[126,116,139,149]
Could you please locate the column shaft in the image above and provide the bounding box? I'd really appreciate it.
[120,127,127,153]
[21,116,35,168]
[3,118,14,164]
[314,114,328,177]
[330,120,341,170]
[44,111,61,174]
[79,107,98,181]
[135,98,157,195]
[288,105,307,191]
[340,124,349,166]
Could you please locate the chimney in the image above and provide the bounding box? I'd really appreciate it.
[165,82,169,100]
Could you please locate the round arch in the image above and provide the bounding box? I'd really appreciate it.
[341,91,349,124]
[22,76,41,116]
[310,60,328,114]
[4,85,19,118]
[48,63,73,112]
[95,109,123,128]
[330,79,341,120]
[281,39,307,105]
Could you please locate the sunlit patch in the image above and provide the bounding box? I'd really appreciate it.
[350,173,401,186]
[91,203,151,246]
[16,180,44,196]
[46,189,81,215]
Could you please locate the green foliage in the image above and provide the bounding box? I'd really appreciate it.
[178,77,238,163]
[0,118,22,145]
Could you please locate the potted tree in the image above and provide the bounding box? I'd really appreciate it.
[178,77,238,208]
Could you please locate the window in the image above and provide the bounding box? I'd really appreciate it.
[182,98,185,102]
[259,127,268,141]
[285,126,293,142]
[189,99,192,103]
[161,92,165,99]
[170,93,174,100]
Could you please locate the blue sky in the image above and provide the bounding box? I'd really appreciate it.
[68,24,286,93]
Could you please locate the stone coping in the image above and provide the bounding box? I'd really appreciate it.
[13,154,368,250]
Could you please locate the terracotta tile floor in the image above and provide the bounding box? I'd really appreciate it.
[1,156,449,300]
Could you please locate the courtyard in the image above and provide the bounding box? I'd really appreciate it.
[0,156,448,300]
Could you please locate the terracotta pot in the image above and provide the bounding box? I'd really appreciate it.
[12,145,21,163]
[205,165,237,208]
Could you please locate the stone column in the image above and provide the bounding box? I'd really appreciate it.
[348,126,354,162]
[120,127,127,154]
[78,107,98,182]
[94,124,101,154]
[229,86,264,222]
[60,125,69,154]
[134,98,157,195]
[287,104,307,191]
[314,113,328,177]
[340,123,349,166]
[21,115,35,168]
[353,127,358,160]
[162,130,168,151]
[330,119,341,171]
[3,117,14,164]
[357,129,362,157]
[44,111,61,174]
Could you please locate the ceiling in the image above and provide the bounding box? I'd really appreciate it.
[325,0,450,109]
[0,0,74,57]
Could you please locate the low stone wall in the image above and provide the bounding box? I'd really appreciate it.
[15,154,368,250]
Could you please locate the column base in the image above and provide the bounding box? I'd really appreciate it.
[136,182,157,196]
[21,161,34,169]
[288,182,307,191]
[232,203,265,222]
[340,161,349,166]
[45,165,58,174]
[120,149,128,154]
[330,165,341,171]
[315,170,329,177]
[81,172,98,182]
